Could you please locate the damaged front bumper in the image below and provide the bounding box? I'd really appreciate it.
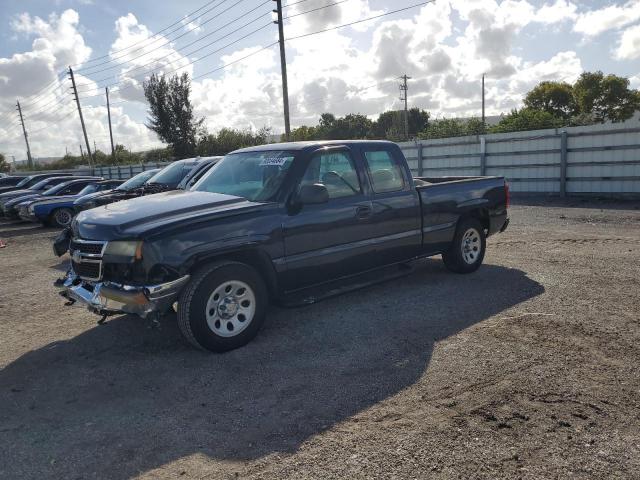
[58,271,190,319]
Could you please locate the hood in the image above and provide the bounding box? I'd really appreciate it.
[74,190,264,240]
[74,189,120,205]
[77,189,114,202]
[4,193,42,207]
[0,189,33,200]
[0,186,24,194]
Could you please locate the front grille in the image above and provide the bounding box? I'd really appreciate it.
[70,238,106,281]
[70,239,105,255]
[72,260,101,280]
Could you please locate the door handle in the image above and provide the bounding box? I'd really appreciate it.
[356,205,372,220]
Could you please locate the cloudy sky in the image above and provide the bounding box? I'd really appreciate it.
[0,0,639,161]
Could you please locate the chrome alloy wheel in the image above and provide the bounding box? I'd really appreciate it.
[205,280,256,337]
[461,227,481,264]
[55,208,73,227]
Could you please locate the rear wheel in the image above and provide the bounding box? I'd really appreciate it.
[442,217,486,273]
[50,208,74,228]
[177,261,268,352]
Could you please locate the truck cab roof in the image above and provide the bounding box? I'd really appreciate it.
[232,140,397,154]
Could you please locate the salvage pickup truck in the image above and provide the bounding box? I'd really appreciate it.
[58,140,509,352]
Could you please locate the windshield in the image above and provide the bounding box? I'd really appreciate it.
[147,162,192,187]
[116,170,158,191]
[193,151,295,201]
[42,182,72,195]
[16,176,33,187]
[30,179,58,191]
[77,184,99,196]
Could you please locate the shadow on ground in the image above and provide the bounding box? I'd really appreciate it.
[0,260,543,479]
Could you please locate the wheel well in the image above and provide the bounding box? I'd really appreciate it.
[463,209,490,233]
[189,249,279,299]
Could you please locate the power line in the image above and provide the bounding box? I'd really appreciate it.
[78,22,274,97]
[3,0,322,132]
[76,1,273,90]
[74,0,232,68]
[286,0,435,41]
[23,0,259,105]
[19,71,67,107]
[76,0,351,97]
[282,0,350,20]
[77,0,251,75]
[283,0,315,6]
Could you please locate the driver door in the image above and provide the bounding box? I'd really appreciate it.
[281,147,373,292]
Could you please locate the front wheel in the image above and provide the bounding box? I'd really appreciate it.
[442,217,486,273]
[177,261,268,352]
[50,208,74,228]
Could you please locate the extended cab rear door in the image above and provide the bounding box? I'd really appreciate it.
[358,144,422,265]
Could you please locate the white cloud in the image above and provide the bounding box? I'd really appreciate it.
[11,9,91,70]
[535,0,577,24]
[574,0,640,37]
[616,24,640,60]
[103,13,192,102]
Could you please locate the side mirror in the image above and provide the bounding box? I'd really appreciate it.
[297,183,329,205]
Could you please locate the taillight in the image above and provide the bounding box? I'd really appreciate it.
[505,181,510,209]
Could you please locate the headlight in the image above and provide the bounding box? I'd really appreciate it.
[85,201,96,209]
[104,240,143,259]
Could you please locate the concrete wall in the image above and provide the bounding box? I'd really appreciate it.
[399,123,640,195]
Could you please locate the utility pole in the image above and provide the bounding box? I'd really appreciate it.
[273,0,291,140]
[399,74,411,141]
[481,74,486,133]
[106,87,116,161]
[68,66,93,166]
[79,144,85,161]
[16,100,33,169]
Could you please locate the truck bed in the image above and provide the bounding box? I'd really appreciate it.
[413,175,509,241]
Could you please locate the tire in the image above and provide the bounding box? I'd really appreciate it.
[177,261,268,352]
[50,208,74,228]
[442,217,486,273]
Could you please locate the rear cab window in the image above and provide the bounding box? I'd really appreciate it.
[362,149,406,194]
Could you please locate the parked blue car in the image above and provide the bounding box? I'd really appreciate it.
[18,179,122,227]
[2,177,102,219]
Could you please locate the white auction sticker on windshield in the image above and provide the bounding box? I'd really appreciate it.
[259,156,291,166]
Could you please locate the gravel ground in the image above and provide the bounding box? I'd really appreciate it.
[0,198,639,480]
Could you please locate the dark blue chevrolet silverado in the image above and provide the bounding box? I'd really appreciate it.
[59,140,509,352]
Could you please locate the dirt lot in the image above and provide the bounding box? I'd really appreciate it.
[0,198,639,479]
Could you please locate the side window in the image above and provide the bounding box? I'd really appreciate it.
[301,151,361,199]
[363,150,405,193]
[66,183,88,194]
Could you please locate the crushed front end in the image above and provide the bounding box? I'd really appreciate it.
[57,237,189,319]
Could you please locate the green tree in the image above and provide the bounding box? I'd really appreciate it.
[489,108,563,133]
[0,153,10,173]
[420,118,469,139]
[572,71,640,123]
[407,108,430,137]
[143,72,204,157]
[197,127,271,156]
[370,108,430,140]
[524,81,576,120]
[289,125,318,141]
[370,110,404,139]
